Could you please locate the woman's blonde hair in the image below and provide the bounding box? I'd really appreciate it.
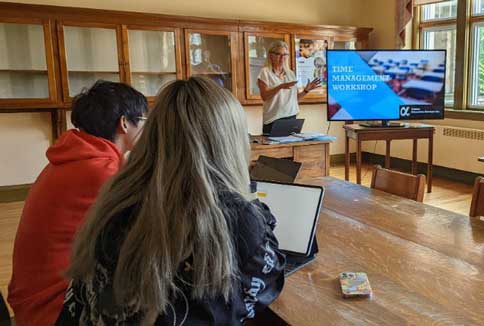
[265,40,291,73]
[67,77,252,314]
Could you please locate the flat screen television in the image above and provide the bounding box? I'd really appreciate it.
[326,50,446,126]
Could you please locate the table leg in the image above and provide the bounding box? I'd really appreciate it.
[356,139,362,184]
[345,134,350,181]
[385,140,391,169]
[428,134,433,193]
[412,139,418,175]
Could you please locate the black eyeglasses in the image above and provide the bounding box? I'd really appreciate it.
[271,52,289,57]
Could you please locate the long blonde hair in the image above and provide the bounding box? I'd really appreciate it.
[67,77,252,313]
[264,40,291,73]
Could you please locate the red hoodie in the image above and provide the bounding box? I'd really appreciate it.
[8,130,122,326]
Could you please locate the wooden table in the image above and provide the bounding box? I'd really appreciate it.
[270,176,484,326]
[251,139,332,179]
[344,124,435,192]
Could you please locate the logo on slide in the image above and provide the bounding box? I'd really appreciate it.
[400,106,411,118]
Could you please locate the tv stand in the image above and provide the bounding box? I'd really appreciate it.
[359,120,405,128]
[344,123,435,193]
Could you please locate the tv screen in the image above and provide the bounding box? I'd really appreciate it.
[326,50,446,121]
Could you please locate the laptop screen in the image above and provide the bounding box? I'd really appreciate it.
[256,181,324,256]
[267,118,305,137]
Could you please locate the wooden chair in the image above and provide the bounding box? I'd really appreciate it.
[0,291,11,326]
[470,176,484,218]
[370,165,426,202]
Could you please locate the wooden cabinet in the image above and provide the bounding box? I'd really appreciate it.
[0,2,372,119]
[0,18,57,109]
[57,22,124,102]
[122,26,183,101]
[185,29,237,93]
[250,140,331,179]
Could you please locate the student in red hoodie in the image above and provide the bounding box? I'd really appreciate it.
[8,80,148,326]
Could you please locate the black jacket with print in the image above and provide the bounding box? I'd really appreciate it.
[56,191,286,326]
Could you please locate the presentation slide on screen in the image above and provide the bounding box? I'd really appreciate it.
[327,50,446,120]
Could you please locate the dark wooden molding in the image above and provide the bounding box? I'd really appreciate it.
[0,184,31,203]
[445,109,484,121]
[0,2,371,33]
[453,0,469,110]
[330,153,355,166]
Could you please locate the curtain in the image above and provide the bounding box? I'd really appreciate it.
[396,0,414,48]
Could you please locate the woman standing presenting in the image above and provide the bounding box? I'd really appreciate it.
[257,40,321,134]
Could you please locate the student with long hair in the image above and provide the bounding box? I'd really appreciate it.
[56,77,285,325]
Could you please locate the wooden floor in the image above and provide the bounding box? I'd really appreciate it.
[0,163,475,317]
[0,200,23,316]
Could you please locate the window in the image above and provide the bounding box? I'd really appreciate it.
[470,20,484,108]
[421,26,456,105]
[422,0,457,21]
[416,0,484,112]
[473,0,484,15]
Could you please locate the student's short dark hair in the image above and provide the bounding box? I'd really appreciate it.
[71,80,148,142]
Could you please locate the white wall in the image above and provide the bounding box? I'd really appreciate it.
[0,113,51,185]
[362,127,484,175]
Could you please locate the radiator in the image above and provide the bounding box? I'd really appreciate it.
[443,127,484,141]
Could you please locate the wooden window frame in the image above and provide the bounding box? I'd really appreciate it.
[57,21,126,104]
[121,25,183,104]
[0,17,58,110]
[413,0,484,121]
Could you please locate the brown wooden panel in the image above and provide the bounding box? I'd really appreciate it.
[370,165,426,202]
[293,143,326,178]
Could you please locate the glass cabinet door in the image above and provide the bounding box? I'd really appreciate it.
[186,30,235,91]
[332,39,356,50]
[0,20,56,107]
[245,33,289,100]
[294,35,329,99]
[60,24,122,99]
[125,28,180,98]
